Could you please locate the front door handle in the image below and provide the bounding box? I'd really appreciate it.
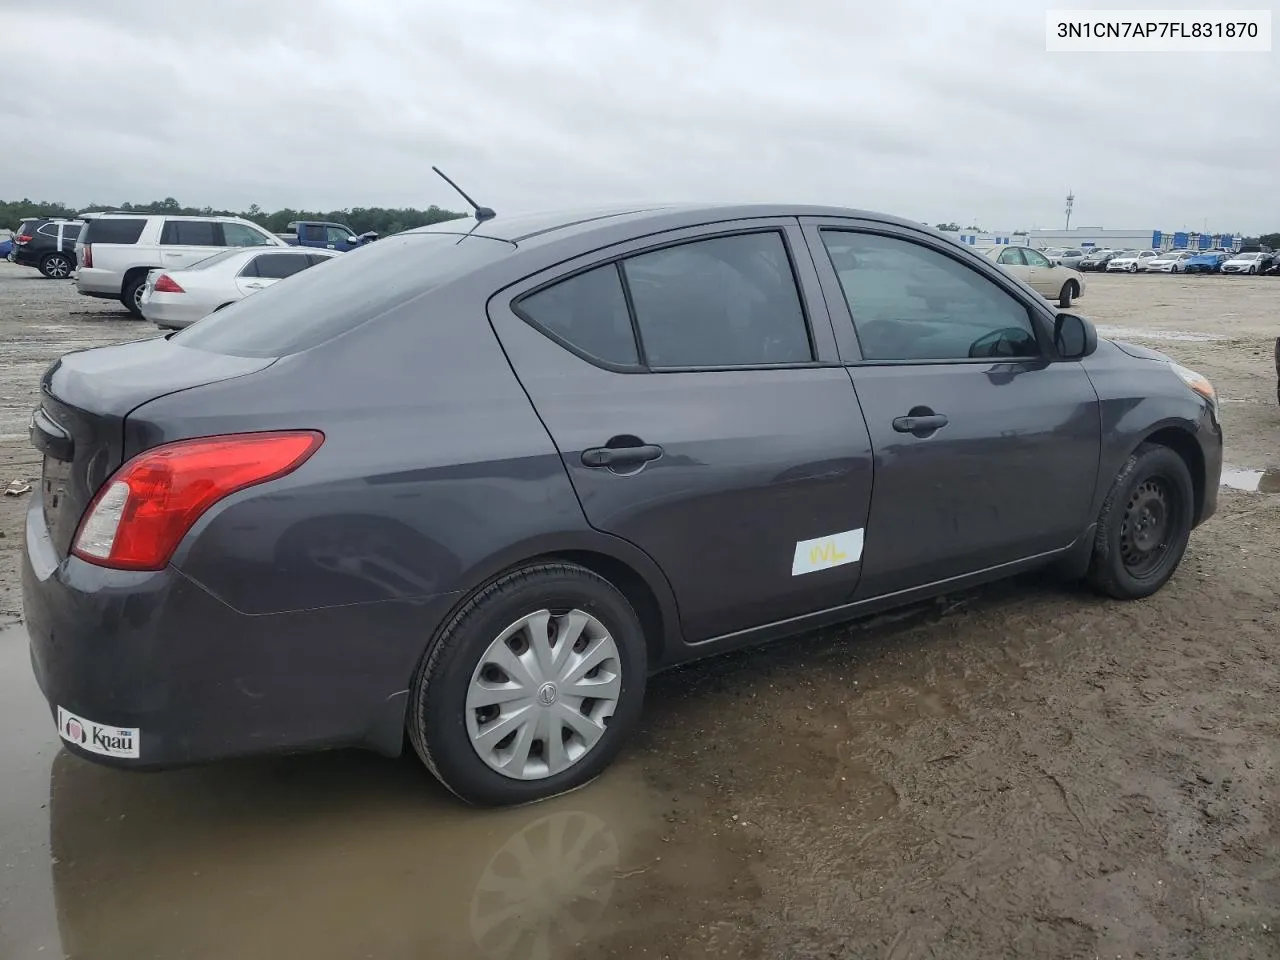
[581,444,664,469]
[892,412,949,436]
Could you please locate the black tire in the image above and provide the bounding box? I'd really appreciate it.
[407,562,648,806]
[1058,281,1076,308]
[40,253,73,279]
[122,276,147,318]
[1128,263,1138,274]
[1087,443,1195,600]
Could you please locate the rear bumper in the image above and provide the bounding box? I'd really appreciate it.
[21,494,455,770]
[13,247,40,267]
[76,267,122,297]
[140,296,207,328]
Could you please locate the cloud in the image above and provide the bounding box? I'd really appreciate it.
[4,0,1278,232]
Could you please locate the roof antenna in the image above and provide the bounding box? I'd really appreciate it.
[432,166,496,222]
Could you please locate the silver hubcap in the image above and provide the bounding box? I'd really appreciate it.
[48,257,69,277]
[466,609,621,781]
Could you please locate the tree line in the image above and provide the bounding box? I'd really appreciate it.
[2,197,467,238]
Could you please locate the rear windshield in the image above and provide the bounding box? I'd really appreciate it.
[173,232,514,357]
[83,218,146,245]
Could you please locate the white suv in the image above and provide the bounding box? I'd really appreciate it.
[75,213,286,316]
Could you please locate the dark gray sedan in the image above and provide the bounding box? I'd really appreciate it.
[22,204,1222,805]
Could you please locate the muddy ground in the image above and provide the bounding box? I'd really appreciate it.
[0,263,1277,960]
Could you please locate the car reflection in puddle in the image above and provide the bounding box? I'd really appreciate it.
[1220,466,1280,494]
[47,749,666,960]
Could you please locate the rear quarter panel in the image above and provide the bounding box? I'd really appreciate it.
[126,270,684,657]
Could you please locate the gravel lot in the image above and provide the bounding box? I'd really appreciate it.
[0,262,1277,960]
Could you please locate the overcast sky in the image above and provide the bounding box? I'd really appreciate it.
[5,0,1278,232]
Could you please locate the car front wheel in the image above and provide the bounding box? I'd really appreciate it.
[1058,281,1076,308]
[1088,443,1195,600]
[408,562,648,806]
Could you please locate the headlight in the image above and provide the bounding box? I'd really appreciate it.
[1170,362,1218,419]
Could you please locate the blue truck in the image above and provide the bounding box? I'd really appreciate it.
[276,221,378,252]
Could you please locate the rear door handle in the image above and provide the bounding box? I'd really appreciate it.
[892,414,949,435]
[581,444,664,468]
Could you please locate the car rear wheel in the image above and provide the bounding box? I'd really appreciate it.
[40,253,73,279]
[1087,443,1194,600]
[122,276,148,318]
[1058,281,1077,308]
[408,562,647,806]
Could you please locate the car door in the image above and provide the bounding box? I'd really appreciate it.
[1019,247,1059,295]
[324,225,356,251]
[234,251,314,298]
[159,219,223,270]
[487,221,874,643]
[803,220,1101,599]
[994,246,1038,291]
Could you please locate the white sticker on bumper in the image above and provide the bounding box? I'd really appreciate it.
[791,528,864,576]
[57,706,140,759]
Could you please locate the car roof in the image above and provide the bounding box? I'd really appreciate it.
[86,211,254,223]
[406,203,933,247]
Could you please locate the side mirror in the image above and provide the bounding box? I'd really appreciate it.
[1054,312,1097,360]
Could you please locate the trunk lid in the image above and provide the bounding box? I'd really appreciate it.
[32,337,274,557]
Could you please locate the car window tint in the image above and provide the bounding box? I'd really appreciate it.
[307,253,337,267]
[251,253,313,279]
[997,247,1025,266]
[222,222,272,247]
[302,224,326,242]
[161,220,219,246]
[516,265,638,366]
[1022,248,1052,267]
[37,223,59,237]
[325,226,352,243]
[621,232,812,368]
[820,230,1040,362]
[174,233,514,358]
[83,218,145,244]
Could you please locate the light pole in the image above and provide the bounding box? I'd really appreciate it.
[1065,190,1074,231]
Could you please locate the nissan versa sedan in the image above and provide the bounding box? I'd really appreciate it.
[22,204,1222,806]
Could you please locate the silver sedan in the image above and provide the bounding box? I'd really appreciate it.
[139,247,340,329]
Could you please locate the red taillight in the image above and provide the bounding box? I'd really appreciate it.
[153,274,184,293]
[72,431,324,571]
[15,234,32,244]
[83,244,93,268]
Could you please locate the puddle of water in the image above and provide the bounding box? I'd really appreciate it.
[1097,326,1225,343]
[1220,466,1280,493]
[0,624,757,960]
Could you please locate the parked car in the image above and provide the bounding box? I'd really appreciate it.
[1041,247,1065,262]
[140,247,340,329]
[982,244,1086,306]
[0,232,12,261]
[1106,250,1158,273]
[12,218,84,278]
[1182,250,1232,274]
[1220,251,1274,275]
[1078,249,1117,271]
[278,220,377,252]
[1054,248,1086,270]
[1143,250,1198,274]
[75,213,286,316]
[22,203,1222,806]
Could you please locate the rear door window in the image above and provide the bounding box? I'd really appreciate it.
[302,224,326,243]
[82,218,146,245]
[621,231,813,368]
[173,232,514,357]
[161,220,219,246]
[248,253,314,279]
